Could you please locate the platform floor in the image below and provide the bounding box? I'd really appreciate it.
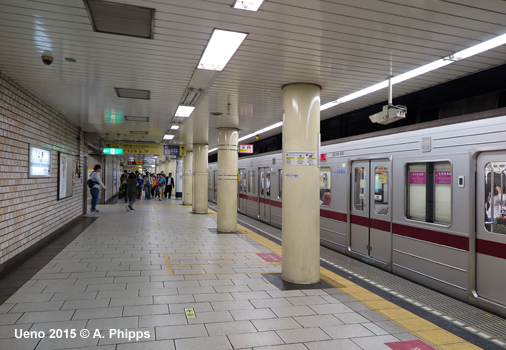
[0,198,504,350]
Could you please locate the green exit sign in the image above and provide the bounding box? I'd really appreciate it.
[102,148,123,155]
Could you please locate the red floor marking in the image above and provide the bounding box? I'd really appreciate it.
[257,253,282,263]
[385,340,436,350]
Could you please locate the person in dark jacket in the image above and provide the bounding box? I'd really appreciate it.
[126,172,137,211]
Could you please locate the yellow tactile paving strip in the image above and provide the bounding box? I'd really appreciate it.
[206,211,483,350]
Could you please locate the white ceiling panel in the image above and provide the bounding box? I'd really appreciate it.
[0,0,506,151]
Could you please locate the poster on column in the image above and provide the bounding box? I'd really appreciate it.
[58,152,74,200]
[285,151,317,166]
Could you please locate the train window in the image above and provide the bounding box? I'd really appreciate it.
[406,162,451,225]
[320,167,331,206]
[374,166,389,215]
[248,170,256,194]
[354,166,366,211]
[240,169,247,192]
[484,162,506,234]
[278,169,282,199]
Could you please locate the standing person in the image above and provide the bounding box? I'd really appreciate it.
[157,174,166,201]
[165,172,174,199]
[120,170,128,203]
[126,172,137,211]
[89,164,107,213]
[144,173,152,200]
[152,174,158,198]
[136,173,144,200]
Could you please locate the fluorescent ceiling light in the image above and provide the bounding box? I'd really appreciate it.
[238,121,283,142]
[198,29,248,71]
[171,125,180,130]
[233,0,264,11]
[163,134,175,140]
[208,147,218,153]
[175,106,195,118]
[321,31,506,111]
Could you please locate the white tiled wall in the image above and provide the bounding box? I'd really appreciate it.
[0,72,84,266]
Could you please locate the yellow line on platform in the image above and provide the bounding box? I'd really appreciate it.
[169,252,261,255]
[172,257,253,261]
[177,263,279,268]
[230,217,482,350]
[164,253,173,276]
[157,220,160,228]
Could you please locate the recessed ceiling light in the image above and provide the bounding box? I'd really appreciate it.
[163,134,175,140]
[125,116,149,122]
[171,125,180,130]
[84,0,155,39]
[175,106,195,118]
[233,0,264,11]
[115,88,151,100]
[198,29,248,71]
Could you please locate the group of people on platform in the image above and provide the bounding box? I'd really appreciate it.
[120,170,175,212]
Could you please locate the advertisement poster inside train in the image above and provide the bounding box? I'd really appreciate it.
[435,171,452,184]
[409,171,426,184]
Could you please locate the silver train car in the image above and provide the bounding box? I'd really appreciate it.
[208,109,506,317]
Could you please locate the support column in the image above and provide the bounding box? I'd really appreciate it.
[182,151,193,205]
[281,83,321,284]
[217,128,239,233]
[192,143,208,214]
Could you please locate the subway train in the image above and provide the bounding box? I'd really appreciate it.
[208,109,506,317]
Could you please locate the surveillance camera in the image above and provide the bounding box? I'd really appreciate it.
[369,105,407,125]
[41,50,54,66]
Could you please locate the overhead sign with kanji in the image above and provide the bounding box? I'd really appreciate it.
[164,145,186,157]
[102,148,123,155]
[104,143,163,155]
[239,144,253,154]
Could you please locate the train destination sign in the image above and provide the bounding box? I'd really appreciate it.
[102,148,123,155]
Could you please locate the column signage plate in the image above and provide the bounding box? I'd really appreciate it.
[285,151,317,166]
[239,144,254,154]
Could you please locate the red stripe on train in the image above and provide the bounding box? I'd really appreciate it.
[239,193,258,202]
[320,209,347,223]
[392,223,469,251]
[477,239,506,260]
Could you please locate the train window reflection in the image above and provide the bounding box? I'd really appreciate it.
[406,162,451,224]
[354,167,366,211]
[248,170,256,194]
[320,167,331,206]
[485,162,506,234]
[374,167,388,215]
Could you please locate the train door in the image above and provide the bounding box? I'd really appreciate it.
[350,160,391,265]
[213,170,218,201]
[258,167,271,223]
[476,152,506,306]
[238,168,247,213]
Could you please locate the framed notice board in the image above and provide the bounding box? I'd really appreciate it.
[58,152,74,200]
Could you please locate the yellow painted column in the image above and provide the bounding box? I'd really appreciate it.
[192,144,208,214]
[281,83,321,284]
[182,151,193,205]
[217,128,239,233]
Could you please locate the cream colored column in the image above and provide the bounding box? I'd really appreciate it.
[281,83,321,284]
[217,128,239,233]
[182,151,193,205]
[192,144,208,214]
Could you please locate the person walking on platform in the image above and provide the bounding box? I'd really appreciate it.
[126,172,137,211]
[165,172,174,199]
[144,173,152,200]
[89,164,107,213]
[136,173,144,200]
[157,174,166,201]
